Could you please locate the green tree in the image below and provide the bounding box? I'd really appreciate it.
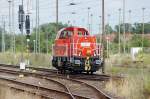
[105,24,113,34]
[30,22,68,53]
[115,23,133,33]
[133,23,150,34]
[130,35,150,47]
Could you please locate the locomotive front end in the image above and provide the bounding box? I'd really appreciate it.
[73,36,102,74]
[52,27,104,74]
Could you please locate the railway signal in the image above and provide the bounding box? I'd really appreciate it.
[18,0,26,77]
[18,5,24,31]
[25,15,31,39]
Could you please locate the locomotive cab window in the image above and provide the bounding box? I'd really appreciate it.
[78,31,83,36]
[59,31,73,39]
[78,31,88,36]
[84,32,88,36]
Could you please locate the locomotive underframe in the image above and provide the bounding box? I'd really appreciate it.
[52,56,103,73]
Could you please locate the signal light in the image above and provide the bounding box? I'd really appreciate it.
[25,15,30,35]
[18,5,24,31]
[26,35,30,39]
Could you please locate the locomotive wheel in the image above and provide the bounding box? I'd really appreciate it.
[86,71,89,74]
[102,66,105,74]
[90,71,93,75]
[59,69,66,74]
[101,61,105,74]
[60,69,63,74]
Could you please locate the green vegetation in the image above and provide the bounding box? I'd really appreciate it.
[105,54,150,99]
[0,22,67,53]
[0,53,51,68]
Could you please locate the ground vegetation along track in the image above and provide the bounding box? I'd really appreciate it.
[0,64,112,99]
[1,67,105,99]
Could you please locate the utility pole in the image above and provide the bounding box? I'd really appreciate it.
[123,0,126,54]
[118,8,121,55]
[12,0,15,54]
[46,32,48,54]
[142,8,145,49]
[90,14,93,34]
[128,10,132,34]
[128,10,132,53]
[3,20,6,53]
[71,12,76,26]
[1,16,5,53]
[99,16,102,43]
[102,0,105,73]
[37,0,40,53]
[8,0,12,52]
[107,14,111,34]
[35,0,38,54]
[56,0,59,33]
[33,40,35,54]
[107,14,111,58]
[87,7,91,32]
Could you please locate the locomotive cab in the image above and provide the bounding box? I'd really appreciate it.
[52,27,103,74]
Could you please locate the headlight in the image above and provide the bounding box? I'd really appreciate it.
[74,60,81,65]
[95,60,101,65]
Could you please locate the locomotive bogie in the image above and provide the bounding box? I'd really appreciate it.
[52,56,102,73]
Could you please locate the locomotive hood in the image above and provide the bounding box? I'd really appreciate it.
[76,36,97,57]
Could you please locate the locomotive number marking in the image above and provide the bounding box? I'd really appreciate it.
[81,42,90,47]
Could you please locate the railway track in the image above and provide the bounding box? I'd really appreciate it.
[0,69,94,99]
[0,64,122,81]
[0,64,114,99]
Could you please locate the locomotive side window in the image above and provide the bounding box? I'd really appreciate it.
[67,31,73,37]
[78,31,83,36]
[59,31,73,39]
[84,32,88,36]
[59,31,66,39]
[78,31,88,36]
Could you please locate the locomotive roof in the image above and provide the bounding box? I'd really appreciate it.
[56,27,90,39]
[58,27,88,33]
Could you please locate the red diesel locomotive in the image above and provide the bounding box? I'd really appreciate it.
[52,27,104,74]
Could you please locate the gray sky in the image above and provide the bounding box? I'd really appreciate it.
[0,0,150,34]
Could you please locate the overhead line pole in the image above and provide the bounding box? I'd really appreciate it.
[1,16,5,53]
[90,14,93,34]
[99,16,102,43]
[38,0,40,53]
[35,0,38,54]
[87,7,91,32]
[107,14,110,58]
[128,10,131,53]
[142,8,145,50]
[56,0,59,33]
[118,8,121,55]
[12,0,15,54]
[123,0,126,54]
[3,19,6,53]
[102,0,105,73]
[8,0,12,53]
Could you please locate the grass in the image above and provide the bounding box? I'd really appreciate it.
[0,53,51,68]
[105,54,150,99]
